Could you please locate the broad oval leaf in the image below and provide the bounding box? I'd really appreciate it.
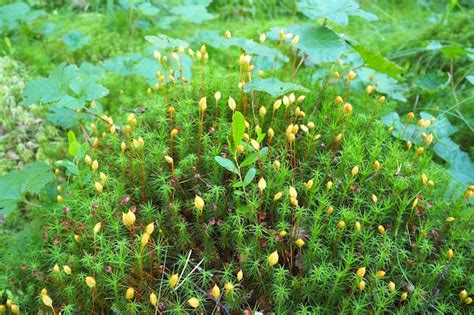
[243,168,257,187]
[214,156,239,174]
[232,111,246,148]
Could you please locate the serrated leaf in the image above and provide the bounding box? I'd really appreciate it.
[352,44,403,80]
[232,111,246,148]
[23,77,61,106]
[46,106,90,128]
[215,156,239,174]
[103,53,142,76]
[70,76,109,100]
[23,63,108,118]
[243,168,256,186]
[0,162,53,216]
[244,77,309,97]
[268,25,349,64]
[297,0,378,25]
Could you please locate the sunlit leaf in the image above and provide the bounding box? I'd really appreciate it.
[232,111,246,148]
[67,131,80,157]
[352,44,403,80]
[440,43,467,59]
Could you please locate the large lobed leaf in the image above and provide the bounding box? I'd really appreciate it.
[23,63,108,111]
[296,0,378,25]
[0,162,53,216]
[267,25,350,64]
[0,2,45,32]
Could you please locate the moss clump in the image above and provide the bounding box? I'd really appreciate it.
[1,42,473,315]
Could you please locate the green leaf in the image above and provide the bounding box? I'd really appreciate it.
[171,5,214,24]
[243,168,256,187]
[232,111,246,148]
[0,2,45,32]
[382,111,473,200]
[55,160,79,175]
[268,25,350,64]
[67,131,80,157]
[0,162,53,216]
[352,44,404,80]
[256,127,266,143]
[466,75,474,85]
[137,2,160,16]
[355,67,407,102]
[259,147,269,160]
[63,31,91,52]
[144,34,189,49]
[297,0,378,25]
[240,152,259,168]
[244,77,309,97]
[23,63,108,121]
[46,106,90,128]
[232,181,245,188]
[440,43,467,59]
[192,32,289,71]
[214,156,239,174]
